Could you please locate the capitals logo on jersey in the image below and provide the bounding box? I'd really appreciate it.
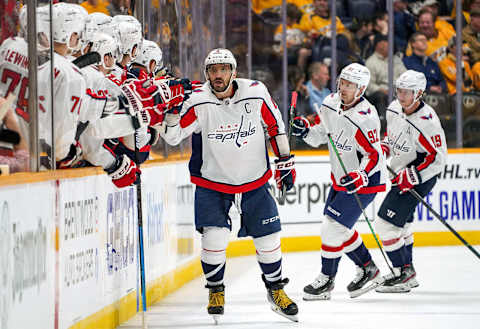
[385,132,411,154]
[332,130,353,152]
[207,115,256,148]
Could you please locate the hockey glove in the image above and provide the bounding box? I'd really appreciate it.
[106,154,141,188]
[57,142,83,169]
[162,93,185,115]
[392,166,421,194]
[380,142,391,158]
[274,155,296,192]
[339,170,368,194]
[121,79,157,115]
[291,116,310,138]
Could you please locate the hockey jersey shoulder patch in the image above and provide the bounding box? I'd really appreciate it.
[249,81,259,87]
[358,107,372,115]
[421,113,433,120]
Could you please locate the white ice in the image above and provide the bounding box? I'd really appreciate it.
[120,245,480,329]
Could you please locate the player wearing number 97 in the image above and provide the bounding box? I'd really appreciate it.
[293,63,387,300]
[375,70,447,293]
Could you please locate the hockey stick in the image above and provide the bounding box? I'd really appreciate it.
[129,3,147,328]
[72,52,101,69]
[313,103,394,274]
[134,134,148,329]
[278,91,298,205]
[386,165,480,260]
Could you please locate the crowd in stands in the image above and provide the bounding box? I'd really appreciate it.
[1,0,479,173]
[253,0,480,134]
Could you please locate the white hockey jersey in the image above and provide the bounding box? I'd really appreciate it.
[79,65,150,169]
[38,53,86,161]
[304,93,386,194]
[161,78,285,193]
[0,37,30,145]
[384,100,447,182]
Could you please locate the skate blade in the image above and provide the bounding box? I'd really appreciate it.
[349,276,385,298]
[375,283,411,293]
[270,305,299,322]
[211,314,222,325]
[407,278,419,288]
[303,292,331,301]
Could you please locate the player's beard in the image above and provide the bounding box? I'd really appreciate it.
[212,78,228,92]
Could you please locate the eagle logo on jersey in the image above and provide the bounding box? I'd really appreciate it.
[207,115,256,148]
[358,108,371,115]
[421,113,433,120]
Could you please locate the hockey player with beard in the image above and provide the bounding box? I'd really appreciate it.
[291,63,386,300]
[375,70,446,293]
[161,48,299,323]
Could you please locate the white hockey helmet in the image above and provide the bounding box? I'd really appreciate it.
[395,70,427,108]
[113,21,143,63]
[19,5,51,52]
[90,32,117,70]
[204,48,237,78]
[339,63,371,90]
[395,70,427,94]
[52,3,86,51]
[19,5,28,38]
[338,63,371,105]
[112,14,142,31]
[134,40,163,74]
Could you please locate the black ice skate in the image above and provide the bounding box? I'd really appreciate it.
[206,284,225,325]
[262,275,299,322]
[347,261,384,298]
[303,273,335,301]
[376,265,415,293]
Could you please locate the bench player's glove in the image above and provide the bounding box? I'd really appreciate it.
[105,154,141,188]
[274,155,296,192]
[340,170,368,194]
[392,166,421,194]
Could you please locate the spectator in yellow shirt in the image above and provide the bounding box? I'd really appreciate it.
[472,61,480,91]
[438,36,473,95]
[273,3,311,70]
[252,0,314,15]
[421,0,456,37]
[406,8,455,62]
[463,8,480,64]
[80,0,110,15]
[298,0,345,39]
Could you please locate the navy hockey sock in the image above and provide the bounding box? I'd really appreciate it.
[202,261,226,286]
[258,259,282,283]
[405,243,413,265]
[386,245,408,268]
[321,256,341,277]
[345,242,372,267]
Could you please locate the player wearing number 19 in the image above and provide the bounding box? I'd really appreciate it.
[375,70,447,293]
[291,63,386,300]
